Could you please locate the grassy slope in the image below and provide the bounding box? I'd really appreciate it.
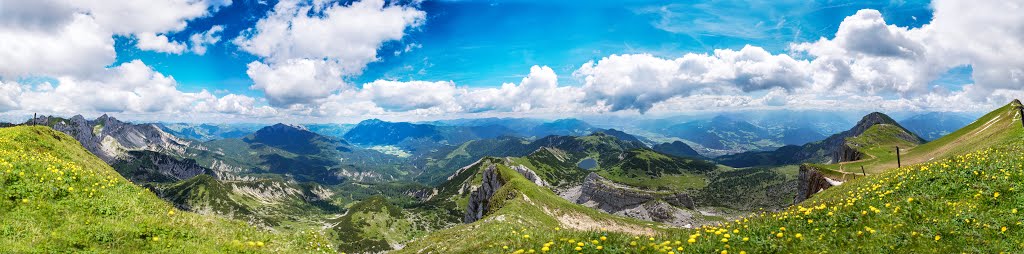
[823,100,1023,175]
[333,196,415,253]
[401,126,1024,253]
[0,126,334,253]
[600,149,713,192]
[818,124,923,175]
[399,163,669,253]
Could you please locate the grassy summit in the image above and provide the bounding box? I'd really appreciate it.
[822,100,1023,175]
[0,126,333,253]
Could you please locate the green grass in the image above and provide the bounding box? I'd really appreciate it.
[598,149,716,192]
[398,163,670,253]
[596,171,707,192]
[401,128,1024,253]
[820,100,1023,176]
[0,126,334,253]
[508,148,588,187]
[332,196,419,253]
[818,124,923,174]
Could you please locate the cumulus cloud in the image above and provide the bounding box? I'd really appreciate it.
[0,13,114,78]
[246,59,348,107]
[0,81,21,111]
[926,0,1024,91]
[0,0,284,121]
[362,80,461,112]
[790,2,1023,103]
[791,9,932,96]
[0,0,230,78]
[237,0,426,106]
[573,46,809,113]
[189,25,224,55]
[136,33,187,54]
[306,65,589,118]
[464,65,586,113]
[572,1,1024,114]
[0,60,274,119]
[14,60,198,113]
[70,0,229,35]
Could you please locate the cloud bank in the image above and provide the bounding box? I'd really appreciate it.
[0,0,1021,122]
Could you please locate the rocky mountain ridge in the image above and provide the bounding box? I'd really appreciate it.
[27,114,193,163]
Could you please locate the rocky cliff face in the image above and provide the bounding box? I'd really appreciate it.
[816,113,892,163]
[29,114,192,163]
[575,173,700,227]
[794,164,837,204]
[510,164,550,188]
[112,150,214,184]
[832,143,864,163]
[464,165,504,223]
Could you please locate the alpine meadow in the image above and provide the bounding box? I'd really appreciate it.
[1,0,1023,253]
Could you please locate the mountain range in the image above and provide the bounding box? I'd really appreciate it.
[5,100,1022,253]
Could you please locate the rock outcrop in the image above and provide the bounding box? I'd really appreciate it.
[510,164,550,188]
[575,173,698,226]
[822,112,922,163]
[794,164,837,204]
[112,150,214,184]
[832,143,864,163]
[29,114,192,163]
[464,165,504,223]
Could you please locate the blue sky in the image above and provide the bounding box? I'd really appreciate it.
[1,0,1020,123]
[114,0,936,95]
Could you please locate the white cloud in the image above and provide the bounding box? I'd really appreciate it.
[1,60,273,119]
[237,0,426,106]
[362,80,461,112]
[193,92,278,116]
[16,60,196,113]
[0,0,230,78]
[70,0,230,35]
[572,1,1024,114]
[791,9,932,96]
[189,25,224,55]
[136,33,187,54]
[573,46,809,113]
[246,59,348,107]
[464,65,586,113]
[0,81,22,111]
[0,13,114,78]
[926,0,1024,91]
[0,0,77,32]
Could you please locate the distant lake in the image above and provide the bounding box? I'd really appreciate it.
[577,158,598,170]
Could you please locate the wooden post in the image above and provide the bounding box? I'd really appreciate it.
[896,146,901,168]
[33,113,36,126]
[1019,106,1023,128]
[861,166,867,176]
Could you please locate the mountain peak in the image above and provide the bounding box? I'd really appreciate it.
[249,123,327,154]
[854,112,899,129]
[357,119,387,125]
[1012,99,1022,106]
[261,123,311,133]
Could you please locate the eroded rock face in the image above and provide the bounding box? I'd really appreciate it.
[833,143,864,163]
[575,173,698,226]
[794,164,836,204]
[464,165,503,223]
[577,173,655,210]
[112,150,214,184]
[510,164,550,188]
[30,114,192,163]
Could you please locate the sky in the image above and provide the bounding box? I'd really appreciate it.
[0,0,1021,123]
